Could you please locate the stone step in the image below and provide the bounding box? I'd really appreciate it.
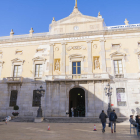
[1,116,129,123]
[44,117,129,123]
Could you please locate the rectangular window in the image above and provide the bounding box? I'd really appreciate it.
[116,88,127,106]
[32,90,40,107]
[72,62,81,74]
[35,64,43,77]
[112,44,120,48]
[114,60,123,74]
[13,65,21,77]
[9,90,18,107]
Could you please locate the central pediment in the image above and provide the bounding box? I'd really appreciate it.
[49,6,105,34]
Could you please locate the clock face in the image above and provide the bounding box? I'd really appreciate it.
[74,26,79,31]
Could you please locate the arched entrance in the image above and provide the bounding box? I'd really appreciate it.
[69,88,85,117]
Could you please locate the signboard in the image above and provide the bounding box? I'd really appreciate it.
[117,93,126,102]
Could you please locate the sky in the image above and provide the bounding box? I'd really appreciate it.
[0,0,140,37]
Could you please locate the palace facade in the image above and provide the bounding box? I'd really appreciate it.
[0,5,140,118]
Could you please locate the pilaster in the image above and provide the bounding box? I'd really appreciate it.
[100,39,107,73]
[49,44,54,75]
[87,41,93,74]
[61,43,67,75]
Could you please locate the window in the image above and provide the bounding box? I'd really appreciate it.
[32,90,40,107]
[72,62,81,74]
[9,90,18,107]
[13,65,21,77]
[114,60,123,74]
[35,64,43,77]
[138,42,140,47]
[116,88,127,106]
[112,44,120,48]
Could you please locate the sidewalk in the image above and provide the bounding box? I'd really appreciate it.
[0,122,139,140]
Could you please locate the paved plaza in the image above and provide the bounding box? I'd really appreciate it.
[0,122,139,140]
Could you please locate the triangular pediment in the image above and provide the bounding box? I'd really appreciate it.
[49,6,104,34]
[11,58,25,64]
[110,51,126,58]
[32,56,46,62]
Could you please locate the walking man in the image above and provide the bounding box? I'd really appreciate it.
[99,110,108,133]
[109,110,117,133]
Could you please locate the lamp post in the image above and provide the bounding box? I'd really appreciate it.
[104,83,113,117]
[36,86,45,118]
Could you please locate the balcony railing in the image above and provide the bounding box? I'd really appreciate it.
[115,74,124,78]
[46,73,109,81]
[7,77,23,83]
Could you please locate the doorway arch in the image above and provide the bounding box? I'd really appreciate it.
[69,88,85,117]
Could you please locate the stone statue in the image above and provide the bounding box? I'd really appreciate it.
[95,58,100,69]
[55,60,60,71]
[98,12,101,16]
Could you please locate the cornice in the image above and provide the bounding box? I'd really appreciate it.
[0,27,140,45]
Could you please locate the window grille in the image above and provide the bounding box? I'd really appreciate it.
[32,90,40,107]
[9,90,18,107]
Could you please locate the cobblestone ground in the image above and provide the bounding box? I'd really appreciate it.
[0,122,139,140]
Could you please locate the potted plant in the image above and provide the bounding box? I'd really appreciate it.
[66,110,69,117]
[12,105,19,116]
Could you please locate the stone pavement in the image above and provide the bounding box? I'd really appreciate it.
[0,122,139,140]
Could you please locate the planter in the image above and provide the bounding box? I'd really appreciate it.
[12,112,19,116]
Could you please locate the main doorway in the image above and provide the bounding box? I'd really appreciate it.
[69,88,85,117]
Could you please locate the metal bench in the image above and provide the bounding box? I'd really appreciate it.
[130,123,140,136]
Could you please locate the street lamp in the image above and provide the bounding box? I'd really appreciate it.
[104,83,113,117]
[36,86,45,118]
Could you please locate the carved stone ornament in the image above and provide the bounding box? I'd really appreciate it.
[67,46,72,51]
[135,101,139,104]
[70,6,82,16]
[11,58,25,64]
[15,49,23,55]
[67,46,86,51]
[54,59,60,71]
[32,56,46,64]
[93,44,97,49]
[0,51,3,59]
[55,47,59,51]
[94,57,100,69]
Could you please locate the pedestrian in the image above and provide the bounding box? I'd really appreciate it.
[99,110,108,133]
[109,110,117,133]
[129,115,137,127]
[71,107,74,117]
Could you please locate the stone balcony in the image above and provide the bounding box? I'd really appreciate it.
[45,73,110,81]
[7,77,23,84]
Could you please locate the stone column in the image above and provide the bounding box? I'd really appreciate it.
[61,43,66,75]
[87,41,93,74]
[49,44,54,75]
[100,39,107,73]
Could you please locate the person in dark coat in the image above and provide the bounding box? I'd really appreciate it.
[109,110,117,133]
[99,110,108,132]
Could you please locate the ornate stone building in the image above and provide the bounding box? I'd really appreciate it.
[0,4,140,118]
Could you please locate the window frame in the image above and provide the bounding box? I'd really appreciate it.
[114,60,123,74]
[35,64,43,78]
[9,90,18,107]
[13,65,22,77]
[116,88,127,107]
[72,61,81,75]
[32,90,41,107]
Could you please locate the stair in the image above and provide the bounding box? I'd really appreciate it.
[0,116,128,123]
[44,117,129,123]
